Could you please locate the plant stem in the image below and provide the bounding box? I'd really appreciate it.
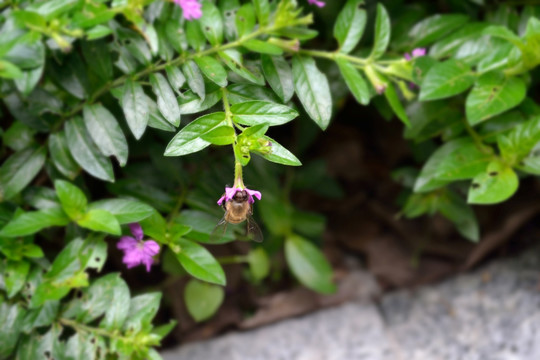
[462,118,493,155]
[59,318,130,342]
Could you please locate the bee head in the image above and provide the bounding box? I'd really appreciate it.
[233,190,248,202]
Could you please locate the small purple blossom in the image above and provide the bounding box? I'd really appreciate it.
[174,0,202,21]
[217,186,262,205]
[308,0,325,7]
[404,48,426,61]
[117,223,160,272]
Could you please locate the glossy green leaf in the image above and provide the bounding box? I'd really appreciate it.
[253,0,270,26]
[261,55,294,102]
[179,90,222,115]
[165,112,227,156]
[0,146,46,201]
[243,39,283,55]
[14,66,43,96]
[0,59,22,79]
[466,72,526,126]
[334,0,367,53]
[218,49,265,85]
[292,56,332,130]
[0,302,26,358]
[200,125,235,145]
[409,14,469,47]
[419,59,475,101]
[336,58,369,105]
[199,1,223,45]
[54,179,87,220]
[184,279,224,322]
[384,83,410,126]
[89,199,154,224]
[99,274,130,330]
[370,4,391,59]
[468,161,519,204]
[175,239,226,285]
[285,234,336,294]
[4,260,30,298]
[231,101,298,126]
[165,65,186,94]
[235,3,255,38]
[77,209,121,235]
[227,83,280,104]
[122,293,161,333]
[438,190,479,242]
[48,132,79,180]
[414,138,494,192]
[0,208,69,237]
[258,135,301,166]
[150,73,180,126]
[20,301,59,333]
[183,60,206,100]
[194,56,228,87]
[122,79,149,140]
[247,247,270,281]
[83,104,128,167]
[65,117,115,182]
[81,39,112,81]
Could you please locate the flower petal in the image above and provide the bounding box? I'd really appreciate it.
[412,48,426,57]
[225,187,238,201]
[143,240,160,257]
[142,257,154,272]
[117,236,137,251]
[129,223,144,241]
[404,53,411,61]
[217,195,226,205]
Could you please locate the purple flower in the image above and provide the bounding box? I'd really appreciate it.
[404,48,426,60]
[174,0,202,21]
[117,223,160,272]
[217,186,262,205]
[308,0,325,7]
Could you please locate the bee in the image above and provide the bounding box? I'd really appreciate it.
[210,190,263,242]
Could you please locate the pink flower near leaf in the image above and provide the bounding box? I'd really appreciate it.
[174,0,202,20]
[308,0,325,7]
[217,186,262,205]
[117,223,160,272]
[404,48,426,60]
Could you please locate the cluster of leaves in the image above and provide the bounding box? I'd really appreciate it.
[1,0,540,357]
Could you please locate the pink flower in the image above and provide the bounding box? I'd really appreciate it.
[117,223,160,272]
[173,0,202,20]
[217,186,262,205]
[404,48,426,60]
[308,0,325,7]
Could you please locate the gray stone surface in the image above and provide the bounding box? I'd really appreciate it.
[162,250,540,360]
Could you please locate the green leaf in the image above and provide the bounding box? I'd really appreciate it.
[89,199,154,224]
[468,161,519,204]
[261,55,294,102]
[258,135,302,166]
[81,39,112,81]
[336,58,369,105]
[183,60,206,100]
[65,117,115,182]
[466,72,527,126]
[0,59,22,79]
[409,14,469,47]
[227,83,280,104]
[48,132,79,180]
[164,112,227,156]
[0,208,70,237]
[370,4,391,59]
[175,239,226,285]
[438,190,479,242]
[3,122,34,152]
[194,56,228,87]
[122,79,149,140]
[186,20,206,51]
[150,73,181,127]
[77,209,121,235]
[122,293,161,333]
[199,1,223,46]
[5,260,30,298]
[285,234,336,294]
[243,39,283,55]
[414,138,494,192]
[21,301,59,333]
[247,247,270,281]
[0,146,46,201]
[253,0,270,26]
[235,4,255,38]
[231,101,298,126]
[384,83,410,126]
[179,90,222,115]
[184,279,224,322]
[55,179,87,220]
[218,49,265,85]
[83,104,128,167]
[165,65,186,95]
[200,126,235,145]
[14,66,43,96]
[292,56,332,130]
[334,0,367,53]
[0,302,26,358]
[419,59,476,101]
[175,210,235,244]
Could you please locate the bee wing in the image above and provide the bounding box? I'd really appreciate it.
[246,214,264,243]
[209,216,228,243]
